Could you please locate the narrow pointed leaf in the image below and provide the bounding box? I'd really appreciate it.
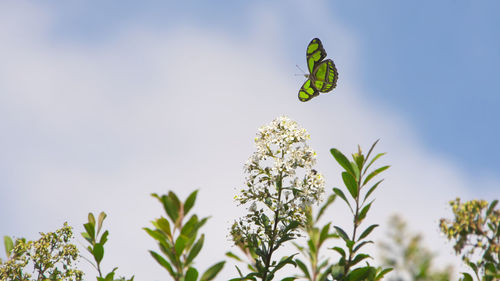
[333,188,353,213]
[334,226,350,242]
[316,194,336,222]
[186,234,204,265]
[174,235,187,258]
[363,180,383,203]
[358,224,379,240]
[342,172,358,199]
[295,259,310,279]
[99,230,109,245]
[225,251,242,262]
[157,217,172,238]
[149,250,175,277]
[363,152,385,175]
[200,261,225,281]
[3,236,13,258]
[486,200,498,217]
[88,213,96,226]
[97,212,107,237]
[184,190,198,216]
[363,165,389,186]
[319,222,332,246]
[357,201,373,223]
[330,148,356,176]
[331,246,346,259]
[375,268,393,280]
[161,196,179,223]
[84,222,95,241]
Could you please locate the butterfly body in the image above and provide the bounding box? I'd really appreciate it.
[298,38,338,102]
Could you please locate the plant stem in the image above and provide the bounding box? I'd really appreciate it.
[344,169,363,276]
[262,172,283,281]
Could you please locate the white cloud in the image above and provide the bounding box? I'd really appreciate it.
[1,1,498,280]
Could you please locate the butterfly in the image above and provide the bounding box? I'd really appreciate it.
[298,38,338,102]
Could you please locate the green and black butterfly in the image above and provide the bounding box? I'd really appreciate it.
[298,38,338,102]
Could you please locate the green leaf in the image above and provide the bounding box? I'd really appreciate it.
[143,227,167,242]
[157,217,172,238]
[358,224,379,240]
[280,278,296,281]
[357,201,373,223]
[88,212,96,226]
[334,226,350,243]
[93,243,104,264]
[363,165,390,186]
[84,222,96,242]
[330,148,356,176]
[200,261,225,281]
[331,246,346,259]
[318,265,333,281]
[333,188,353,213]
[347,266,376,281]
[161,195,179,224]
[181,215,199,238]
[353,149,365,173]
[272,254,297,274]
[351,161,360,181]
[351,253,370,266]
[342,172,358,199]
[295,259,311,279]
[149,250,176,277]
[99,230,109,245]
[185,267,199,281]
[461,273,473,281]
[363,152,385,175]
[186,234,205,265]
[168,191,182,212]
[486,200,498,217]
[81,232,92,244]
[184,190,198,216]
[375,268,393,281]
[3,236,13,258]
[363,180,383,203]
[353,240,373,254]
[174,235,187,258]
[319,222,332,246]
[316,194,336,222]
[97,211,107,236]
[225,251,242,262]
[307,238,317,256]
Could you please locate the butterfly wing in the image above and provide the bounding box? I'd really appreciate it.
[298,38,337,102]
[306,38,327,74]
[298,79,319,102]
[311,59,338,93]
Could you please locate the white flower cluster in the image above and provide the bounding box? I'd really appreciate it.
[232,116,325,244]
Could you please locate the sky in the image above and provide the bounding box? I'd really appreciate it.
[1,0,499,280]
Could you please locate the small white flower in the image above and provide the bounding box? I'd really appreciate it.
[249,202,257,212]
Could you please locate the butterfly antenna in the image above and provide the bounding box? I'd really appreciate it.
[296,64,306,74]
[295,64,308,78]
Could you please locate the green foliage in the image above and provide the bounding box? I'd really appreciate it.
[81,211,134,281]
[144,190,225,281]
[379,215,453,281]
[293,194,339,281]
[440,198,500,281]
[0,223,83,281]
[329,141,392,281]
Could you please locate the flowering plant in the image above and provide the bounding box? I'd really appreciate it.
[230,116,325,281]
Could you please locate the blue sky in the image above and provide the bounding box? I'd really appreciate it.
[1,0,499,279]
[43,0,500,176]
